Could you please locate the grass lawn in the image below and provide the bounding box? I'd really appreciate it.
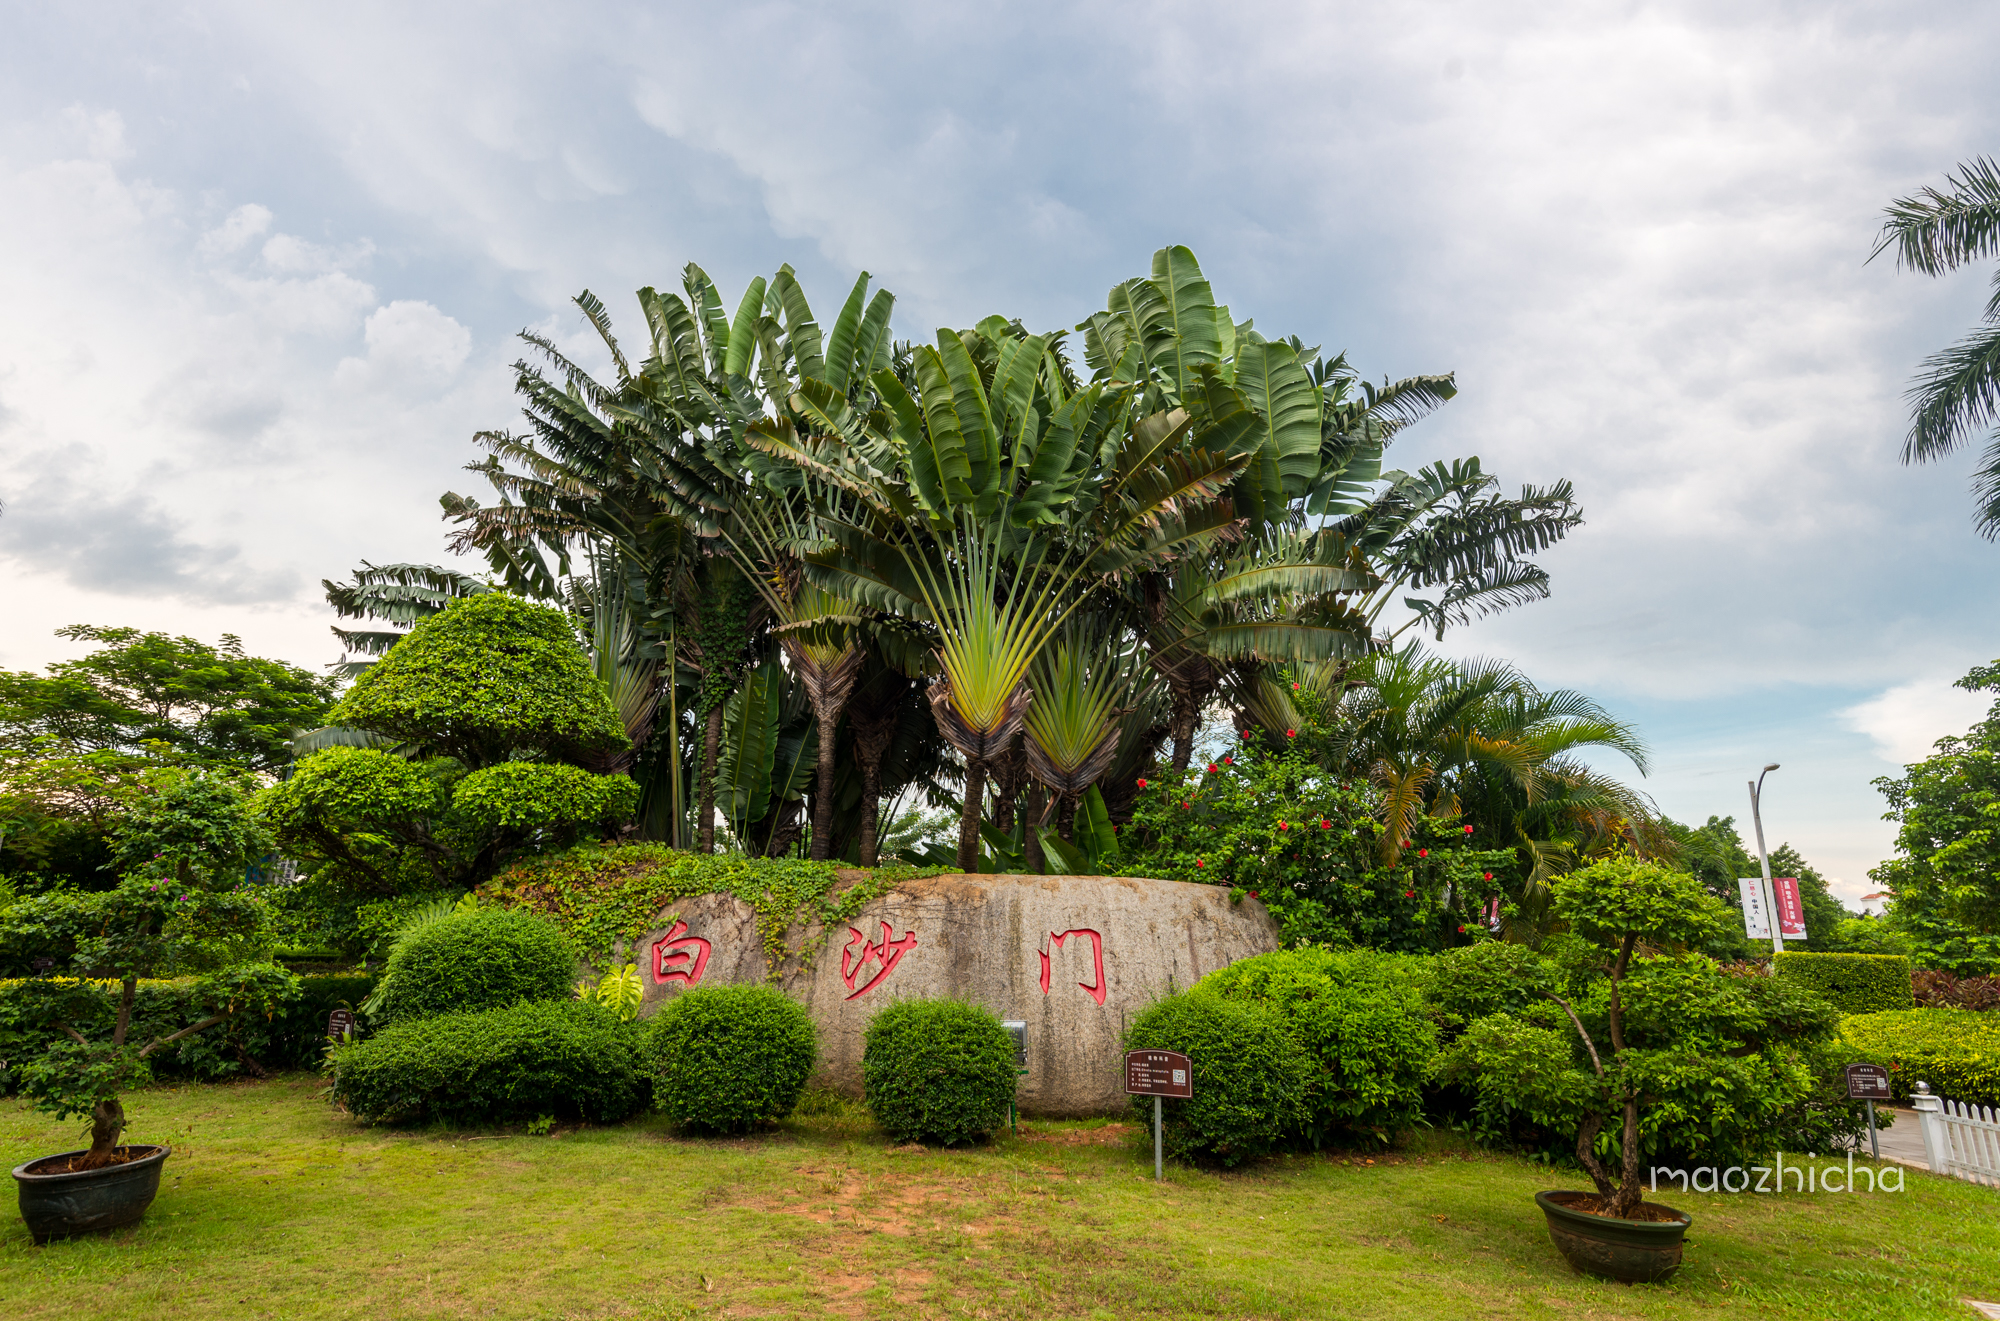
[1,1075,1994,1320]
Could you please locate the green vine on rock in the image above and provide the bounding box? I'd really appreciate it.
[479,844,944,975]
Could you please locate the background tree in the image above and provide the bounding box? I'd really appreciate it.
[0,626,334,771]
[1874,156,2000,537]
[1871,658,2000,973]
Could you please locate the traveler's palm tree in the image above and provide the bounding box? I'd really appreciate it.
[1875,156,2000,537]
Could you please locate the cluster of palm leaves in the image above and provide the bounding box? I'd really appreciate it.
[328,245,1635,887]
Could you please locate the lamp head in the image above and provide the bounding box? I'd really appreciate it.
[1763,763,1780,773]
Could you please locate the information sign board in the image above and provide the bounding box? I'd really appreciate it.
[1125,1049,1192,1098]
[326,1008,358,1041]
[1844,1063,1892,1100]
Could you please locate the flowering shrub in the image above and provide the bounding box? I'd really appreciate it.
[1119,745,1515,952]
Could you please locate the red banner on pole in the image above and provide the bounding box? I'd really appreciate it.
[1772,877,1807,941]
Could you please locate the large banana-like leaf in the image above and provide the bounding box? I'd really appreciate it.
[854,289,896,382]
[1234,339,1321,499]
[1146,245,1222,400]
[802,523,930,618]
[1201,618,1373,664]
[716,662,780,832]
[766,265,825,384]
[1010,384,1100,526]
[768,719,819,804]
[683,263,733,378]
[823,271,871,394]
[724,277,767,378]
[934,330,1002,506]
[1074,785,1120,864]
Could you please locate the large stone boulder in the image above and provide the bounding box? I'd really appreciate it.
[628,872,1278,1116]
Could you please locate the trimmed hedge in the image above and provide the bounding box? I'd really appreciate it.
[1774,952,1914,1014]
[1123,990,1309,1166]
[646,985,817,1132]
[1199,947,1434,1146]
[330,999,647,1125]
[1843,1008,2000,1105]
[861,1000,1016,1146]
[373,908,572,1023]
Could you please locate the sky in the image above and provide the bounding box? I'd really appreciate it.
[2,1,1997,904]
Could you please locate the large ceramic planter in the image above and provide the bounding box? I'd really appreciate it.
[13,1145,171,1244]
[1534,1189,1690,1283]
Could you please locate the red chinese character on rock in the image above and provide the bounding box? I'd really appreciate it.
[840,920,918,1000]
[652,920,712,987]
[1038,929,1107,1006]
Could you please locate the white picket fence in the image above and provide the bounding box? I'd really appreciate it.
[1914,1082,2000,1187]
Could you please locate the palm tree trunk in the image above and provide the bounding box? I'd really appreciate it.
[697,704,725,854]
[811,702,839,861]
[957,759,986,872]
[1057,791,1078,844]
[1169,690,1201,771]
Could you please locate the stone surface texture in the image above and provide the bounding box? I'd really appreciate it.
[629,872,1278,1116]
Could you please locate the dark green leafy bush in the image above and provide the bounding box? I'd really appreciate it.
[646,985,817,1132]
[1123,990,1309,1166]
[0,972,374,1093]
[1774,952,1914,1014]
[861,1000,1016,1146]
[1844,1008,2000,1104]
[1199,947,1433,1146]
[1120,743,1514,951]
[372,908,572,1023]
[330,1000,646,1125]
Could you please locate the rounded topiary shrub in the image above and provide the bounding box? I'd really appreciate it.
[646,985,818,1132]
[861,999,1016,1146]
[1201,946,1436,1146]
[330,1000,647,1126]
[1124,989,1309,1166]
[373,908,573,1023]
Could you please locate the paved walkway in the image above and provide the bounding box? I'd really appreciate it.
[1867,1104,1928,1170]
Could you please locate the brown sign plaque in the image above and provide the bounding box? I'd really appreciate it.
[326,1008,358,1041]
[1844,1063,1891,1100]
[1125,1049,1193,1098]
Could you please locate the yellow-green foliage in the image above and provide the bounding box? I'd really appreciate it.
[1775,951,1914,1014]
[484,844,944,971]
[327,595,629,768]
[1843,1008,2000,1104]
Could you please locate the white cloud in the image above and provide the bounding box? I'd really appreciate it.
[199,202,272,256]
[335,300,472,387]
[1841,677,1993,767]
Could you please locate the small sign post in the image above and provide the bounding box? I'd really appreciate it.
[1846,1063,1892,1159]
[326,1008,358,1043]
[1002,1021,1027,1137]
[1124,1049,1192,1180]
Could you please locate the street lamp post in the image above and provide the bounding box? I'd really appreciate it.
[1748,764,1784,959]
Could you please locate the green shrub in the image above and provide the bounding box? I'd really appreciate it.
[1123,990,1309,1166]
[0,972,370,1089]
[372,908,572,1023]
[1199,947,1434,1146]
[329,999,646,1125]
[1428,941,1557,1025]
[1119,743,1515,952]
[1843,1008,2000,1104]
[1774,952,1914,1014]
[646,985,817,1132]
[861,1000,1016,1146]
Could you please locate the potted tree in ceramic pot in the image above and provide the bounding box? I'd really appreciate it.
[2,772,296,1243]
[1435,856,1838,1283]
